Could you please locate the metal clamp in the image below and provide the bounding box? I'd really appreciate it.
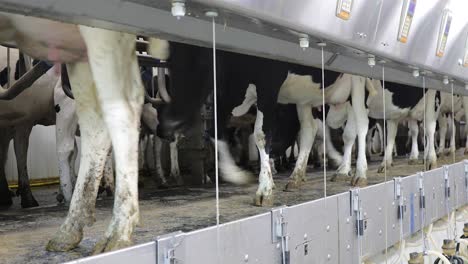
[156,231,185,264]
[418,172,426,209]
[271,206,290,264]
[350,189,366,236]
[394,177,406,219]
[444,165,451,199]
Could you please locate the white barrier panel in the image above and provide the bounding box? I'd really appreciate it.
[66,161,468,264]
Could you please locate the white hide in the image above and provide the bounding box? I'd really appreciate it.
[217,140,253,185]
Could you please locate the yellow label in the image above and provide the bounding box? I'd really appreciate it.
[337,11,350,20]
[399,36,408,43]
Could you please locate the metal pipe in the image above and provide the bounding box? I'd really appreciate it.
[61,64,74,99]
[157,67,171,103]
[0,61,52,100]
[426,250,451,264]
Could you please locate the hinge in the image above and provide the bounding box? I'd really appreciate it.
[394,177,406,219]
[350,188,366,236]
[271,206,290,264]
[156,231,185,264]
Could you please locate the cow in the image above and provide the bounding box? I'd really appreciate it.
[156,41,376,207]
[0,12,169,253]
[366,79,441,171]
[436,92,462,157]
[0,50,59,208]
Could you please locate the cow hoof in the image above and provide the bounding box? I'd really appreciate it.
[408,159,419,165]
[351,177,368,187]
[56,193,65,204]
[283,180,300,192]
[330,173,348,182]
[464,149,468,155]
[254,194,274,207]
[92,236,132,255]
[377,165,386,173]
[20,192,39,208]
[47,227,83,252]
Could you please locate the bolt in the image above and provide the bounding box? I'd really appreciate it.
[379,230,382,235]
[244,254,249,262]
[327,254,331,260]
[276,243,280,249]
[304,234,308,239]
[346,218,350,223]
[326,225,330,232]
[378,207,382,212]
[347,245,351,250]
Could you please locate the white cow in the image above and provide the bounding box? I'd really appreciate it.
[366,80,440,171]
[0,12,168,253]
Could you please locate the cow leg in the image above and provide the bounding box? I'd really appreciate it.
[378,119,398,173]
[13,125,38,208]
[169,134,183,186]
[47,61,110,252]
[463,97,468,154]
[253,109,274,206]
[55,94,78,204]
[437,114,447,156]
[324,124,343,167]
[101,149,114,197]
[79,26,143,254]
[0,129,13,208]
[285,104,317,191]
[425,91,438,170]
[350,77,369,187]
[332,103,356,180]
[153,135,169,187]
[448,115,456,157]
[408,119,420,164]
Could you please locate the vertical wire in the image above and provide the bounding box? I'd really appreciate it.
[423,76,426,172]
[450,82,457,240]
[211,15,221,264]
[451,83,455,164]
[321,46,327,198]
[6,47,10,88]
[211,17,220,228]
[382,64,389,263]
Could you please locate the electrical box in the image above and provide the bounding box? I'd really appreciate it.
[336,0,353,20]
[397,0,417,43]
[436,9,452,57]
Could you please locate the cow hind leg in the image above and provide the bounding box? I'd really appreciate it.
[253,110,274,206]
[437,114,447,156]
[284,104,317,191]
[408,119,420,164]
[332,104,356,181]
[14,125,39,208]
[78,26,144,254]
[47,61,110,252]
[169,134,183,186]
[378,119,398,173]
[0,130,13,208]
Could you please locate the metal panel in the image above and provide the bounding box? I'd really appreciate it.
[0,1,467,94]
[66,162,468,264]
[449,161,467,209]
[65,242,156,264]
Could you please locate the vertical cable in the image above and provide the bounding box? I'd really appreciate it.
[211,16,220,228]
[450,82,457,240]
[450,82,455,164]
[382,64,389,263]
[423,76,426,172]
[321,46,327,198]
[6,47,10,88]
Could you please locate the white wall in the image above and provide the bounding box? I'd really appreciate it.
[5,125,59,183]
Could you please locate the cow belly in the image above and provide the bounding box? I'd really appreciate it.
[277,73,322,105]
[1,12,87,63]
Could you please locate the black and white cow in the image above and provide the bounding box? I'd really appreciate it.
[157,42,375,206]
[366,80,441,171]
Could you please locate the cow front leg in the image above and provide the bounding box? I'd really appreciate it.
[169,134,183,186]
[408,119,420,164]
[47,61,110,252]
[253,110,274,207]
[462,96,468,154]
[378,119,398,173]
[425,91,438,170]
[285,104,317,191]
[13,125,38,208]
[0,130,13,208]
[350,76,369,187]
[78,26,143,254]
[437,114,447,156]
[332,103,356,181]
[55,90,78,204]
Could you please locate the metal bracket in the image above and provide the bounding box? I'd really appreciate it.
[271,206,290,264]
[350,188,366,236]
[156,231,185,264]
[419,172,426,209]
[394,177,406,219]
[444,165,451,199]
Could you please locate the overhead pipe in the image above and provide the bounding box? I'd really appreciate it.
[0,60,52,100]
